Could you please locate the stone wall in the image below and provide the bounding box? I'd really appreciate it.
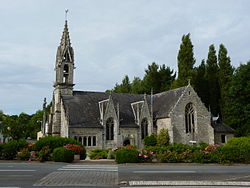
[156,118,173,143]
[69,127,103,149]
[120,127,140,148]
[170,85,214,144]
[214,132,234,145]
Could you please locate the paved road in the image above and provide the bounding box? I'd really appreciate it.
[0,162,249,187]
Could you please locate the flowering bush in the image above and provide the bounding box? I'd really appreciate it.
[139,150,154,162]
[64,144,84,155]
[30,151,38,161]
[38,146,51,162]
[205,144,221,151]
[27,143,36,151]
[17,148,30,160]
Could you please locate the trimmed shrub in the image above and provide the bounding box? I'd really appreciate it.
[17,148,31,160]
[144,134,157,147]
[157,129,170,146]
[115,148,139,163]
[1,140,28,160]
[52,147,74,163]
[35,136,81,152]
[89,149,110,159]
[212,136,250,163]
[0,143,5,159]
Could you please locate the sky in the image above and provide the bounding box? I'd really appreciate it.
[0,0,249,115]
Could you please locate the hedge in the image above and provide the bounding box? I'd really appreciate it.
[115,148,139,163]
[52,147,74,163]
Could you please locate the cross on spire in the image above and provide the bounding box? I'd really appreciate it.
[65,9,69,21]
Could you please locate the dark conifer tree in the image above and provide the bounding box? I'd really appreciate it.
[224,62,250,136]
[218,44,234,120]
[113,75,131,93]
[192,59,209,107]
[175,33,195,87]
[205,44,220,116]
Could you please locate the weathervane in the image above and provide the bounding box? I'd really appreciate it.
[65,9,69,21]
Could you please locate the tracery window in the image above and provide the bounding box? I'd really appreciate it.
[185,103,195,133]
[141,118,148,139]
[106,118,114,140]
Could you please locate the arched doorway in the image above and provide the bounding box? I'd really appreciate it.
[123,138,130,146]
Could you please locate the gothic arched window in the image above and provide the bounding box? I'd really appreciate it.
[185,103,195,133]
[106,118,114,140]
[141,118,148,139]
[63,64,69,73]
[63,64,69,83]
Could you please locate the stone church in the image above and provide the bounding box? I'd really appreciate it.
[43,21,234,149]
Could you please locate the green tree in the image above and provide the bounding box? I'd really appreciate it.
[2,115,24,140]
[143,62,175,94]
[158,64,176,92]
[224,62,250,136]
[157,128,170,146]
[113,75,131,93]
[218,44,234,120]
[28,110,43,139]
[192,59,209,107]
[131,77,144,94]
[205,44,220,116]
[143,62,160,93]
[175,33,195,87]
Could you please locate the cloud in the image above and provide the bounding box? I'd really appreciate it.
[0,0,250,114]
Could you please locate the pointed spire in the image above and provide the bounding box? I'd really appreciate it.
[60,20,71,47]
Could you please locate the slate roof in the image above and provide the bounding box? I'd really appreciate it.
[153,86,187,118]
[212,119,235,133]
[62,91,148,128]
[62,87,187,128]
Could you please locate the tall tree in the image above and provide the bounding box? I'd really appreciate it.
[192,59,209,107]
[224,61,250,136]
[205,44,220,116]
[158,64,176,92]
[143,62,175,94]
[113,75,131,93]
[218,44,234,120]
[131,77,144,94]
[175,33,195,87]
[143,62,160,94]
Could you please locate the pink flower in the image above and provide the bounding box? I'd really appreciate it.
[143,155,148,159]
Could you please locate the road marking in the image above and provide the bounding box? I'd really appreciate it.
[133,170,196,173]
[226,175,250,181]
[0,175,33,177]
[58,165,118,172]
[63,166,117,169]
[58,168,117,171]
[0,170,36,172]
[129,181,250,186]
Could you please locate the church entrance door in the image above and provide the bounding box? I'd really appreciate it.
[123,138,130,146]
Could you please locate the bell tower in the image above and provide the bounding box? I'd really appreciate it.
[52,18,75,136]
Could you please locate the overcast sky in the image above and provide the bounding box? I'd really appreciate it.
[0,0,249,115]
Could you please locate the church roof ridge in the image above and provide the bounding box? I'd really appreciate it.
[153,86,187,97]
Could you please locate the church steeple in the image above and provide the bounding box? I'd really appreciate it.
[54,19,75,95]
[60,20,71,49]
[51,16,75,136]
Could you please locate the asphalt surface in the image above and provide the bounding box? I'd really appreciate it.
[0,161,249,188]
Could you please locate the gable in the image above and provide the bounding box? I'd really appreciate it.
[153,86,186,119]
